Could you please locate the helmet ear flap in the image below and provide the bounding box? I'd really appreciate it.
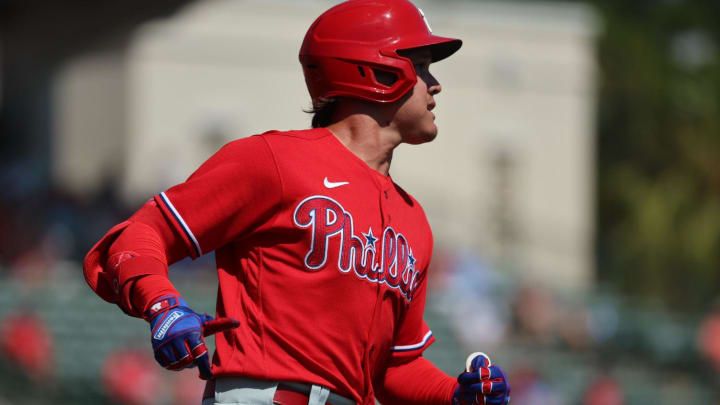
[357,64,400,88]
[371,68,399,87]
[305,56,416,103]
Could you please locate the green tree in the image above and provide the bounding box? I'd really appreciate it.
[594,0,720,310]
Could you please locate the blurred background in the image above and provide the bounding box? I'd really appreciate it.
[0,0,719,404]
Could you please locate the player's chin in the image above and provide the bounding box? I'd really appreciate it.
[412,127,438,144]
[404,135,435,145]
[403,123,437,144]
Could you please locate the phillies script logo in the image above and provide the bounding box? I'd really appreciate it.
[293,195,422,302]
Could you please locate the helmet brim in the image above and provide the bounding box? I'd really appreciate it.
[397,35,462,63]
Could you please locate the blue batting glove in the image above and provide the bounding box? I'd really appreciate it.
[453,352,510,405]
[147,295,239,379]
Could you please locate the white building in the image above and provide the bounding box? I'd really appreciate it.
[53,0,598,290]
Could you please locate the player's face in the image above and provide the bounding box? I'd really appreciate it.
[392,49,442,145]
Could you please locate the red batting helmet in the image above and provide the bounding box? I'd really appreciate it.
[299,0,462,104]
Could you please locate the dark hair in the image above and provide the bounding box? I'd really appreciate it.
[304,98,338,128]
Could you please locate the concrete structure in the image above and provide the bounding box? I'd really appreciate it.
[53,0,598,290]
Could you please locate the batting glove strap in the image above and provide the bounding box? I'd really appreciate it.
[145,295,182,320]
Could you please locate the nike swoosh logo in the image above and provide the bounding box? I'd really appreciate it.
[324,177,349,189]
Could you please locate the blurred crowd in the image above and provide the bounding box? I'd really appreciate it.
[427,247,719,405]
[0,167,130,280]
[0,183,718,404]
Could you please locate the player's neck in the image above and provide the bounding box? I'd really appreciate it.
[326,113,400,177]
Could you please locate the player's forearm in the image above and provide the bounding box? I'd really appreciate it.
[106,221,176,316]
[128,274,179,316]
[375,356,458,405]
[85,200,189,317]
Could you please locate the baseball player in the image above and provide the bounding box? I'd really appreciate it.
[83,1,510,404]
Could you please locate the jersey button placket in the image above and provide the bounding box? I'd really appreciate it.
[382,185,392,224]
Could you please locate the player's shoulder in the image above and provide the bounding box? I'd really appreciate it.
[256,128,337,159]
[190,129,330,180]
[258,128,331,143]
[392,181,431,221]
[392,181,420,205]
[221,128,327,146]
[392,182,434,248]
[213,128,328,156]
[205,133,272,164]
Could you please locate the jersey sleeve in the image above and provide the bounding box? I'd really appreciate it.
[390,231,436,359]
[153,134,282,258]
[374,356,457,405]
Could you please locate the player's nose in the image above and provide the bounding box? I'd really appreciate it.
[429,82,442,95]
[426,74,441,95]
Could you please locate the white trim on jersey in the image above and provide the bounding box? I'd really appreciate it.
[391,330,433,352]
[159,191,203,257]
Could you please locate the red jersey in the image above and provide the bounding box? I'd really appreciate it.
[111,128,436,403]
